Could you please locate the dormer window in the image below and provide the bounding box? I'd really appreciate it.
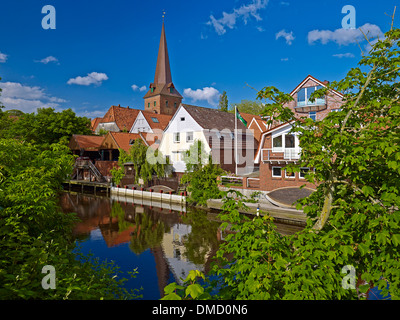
[151,87,155,93]
[151,117,159,123]
[297,86,325,107]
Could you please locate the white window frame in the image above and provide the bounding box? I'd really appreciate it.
[173,132,180,143]
[285,169,296,179]
[299,167,310,179]
[272,166,282,178]
[186,131,194,143]
[297,86,326,107]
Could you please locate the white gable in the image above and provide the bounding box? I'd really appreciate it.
[164,106,203,134]
[130,111,152,133]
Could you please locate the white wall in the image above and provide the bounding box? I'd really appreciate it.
[130,111,152,133]
[159,106,210,173]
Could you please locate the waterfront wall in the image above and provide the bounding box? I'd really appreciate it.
[110,187,186,205]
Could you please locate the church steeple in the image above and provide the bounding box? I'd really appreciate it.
[143,21,182,115]
[154,22,172,85]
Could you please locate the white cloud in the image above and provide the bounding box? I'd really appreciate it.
[207,0,269,35]
[276,29,295,45]
[0,81,66,113]
[67,72,108,86]
[333,53,355,58]
[0,51,8,63]
[281,57,289,61]
[308,23,383,46]
[183,87,220,106]
[35,56,59,64]
[131,84,147,92]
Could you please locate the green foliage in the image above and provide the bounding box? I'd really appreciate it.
[162,270,211,300]
[181,139,225,206]
[228,99,264,115]
[161,24,400,300]
[111,139,169,185]
[181,160,225,207]
[0,138,140,299]
[0,107,92,147]
[218,91,229,112]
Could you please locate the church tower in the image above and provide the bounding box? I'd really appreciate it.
[143,22,182,115]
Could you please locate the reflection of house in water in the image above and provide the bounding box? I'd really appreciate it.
[162,224,205,285]
[61,193,220,298]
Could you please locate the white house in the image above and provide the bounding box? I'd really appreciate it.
[158,104,258,177]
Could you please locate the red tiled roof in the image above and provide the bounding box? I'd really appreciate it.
[69,135,105,151]
[140,110,172,131]
[100,105,140,131]
[108,132,148,153]
[91,117,102,132]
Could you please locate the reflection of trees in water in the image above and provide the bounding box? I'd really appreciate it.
[180,208,221,266]
[128,211,166,255]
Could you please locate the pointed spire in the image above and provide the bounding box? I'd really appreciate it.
[154,22,172,84]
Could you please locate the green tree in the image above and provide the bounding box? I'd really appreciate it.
[5,107,92,147]
[229,99,263,115]
[181,139,225,206]
[218,91,228,112]
[163,23,400,300]
[0,139,140,299]
[111,139,169,185]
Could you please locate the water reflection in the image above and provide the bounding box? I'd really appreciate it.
[59,192,221,299]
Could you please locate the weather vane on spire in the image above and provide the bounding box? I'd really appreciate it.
[162,10,166,22]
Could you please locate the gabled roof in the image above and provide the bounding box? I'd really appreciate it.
[182,104,248,131]
[91,117,102,132]
[289,75,344,99]
[254,121,295,163]
[100,132,149,153]
[143,83,182,99]
[99,105,140,131]
[139,110,172,131]
[69,135,105,151]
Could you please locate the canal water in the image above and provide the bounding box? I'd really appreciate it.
[59,192,303,300]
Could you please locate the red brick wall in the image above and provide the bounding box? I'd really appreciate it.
[284,78,344,120]
[144,95,182,115]
[259,163,317,191]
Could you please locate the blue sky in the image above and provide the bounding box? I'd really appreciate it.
[0,0,396,118]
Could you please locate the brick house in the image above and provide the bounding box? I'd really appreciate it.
[252,75,344,191]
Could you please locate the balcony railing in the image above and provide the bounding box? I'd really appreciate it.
[261,148,300,162]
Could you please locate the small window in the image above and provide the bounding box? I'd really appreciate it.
[151,117,159,123]
[166,100,169,108]
[186,132,193,142]
[154,101,157,107]
[180,117,185,121]
[273,135,282,149]
[170,87,174,93]
[147,102,150,108]
[285,134,295,148]
[151,87,155,93]
[285,169,295,178]
[173,133,180,143]
[309,111,316,121]
[174,102,177,108]
[300,167,310,179]
[272,167,282,178]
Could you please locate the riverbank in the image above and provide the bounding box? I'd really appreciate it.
[206,199,307,227]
